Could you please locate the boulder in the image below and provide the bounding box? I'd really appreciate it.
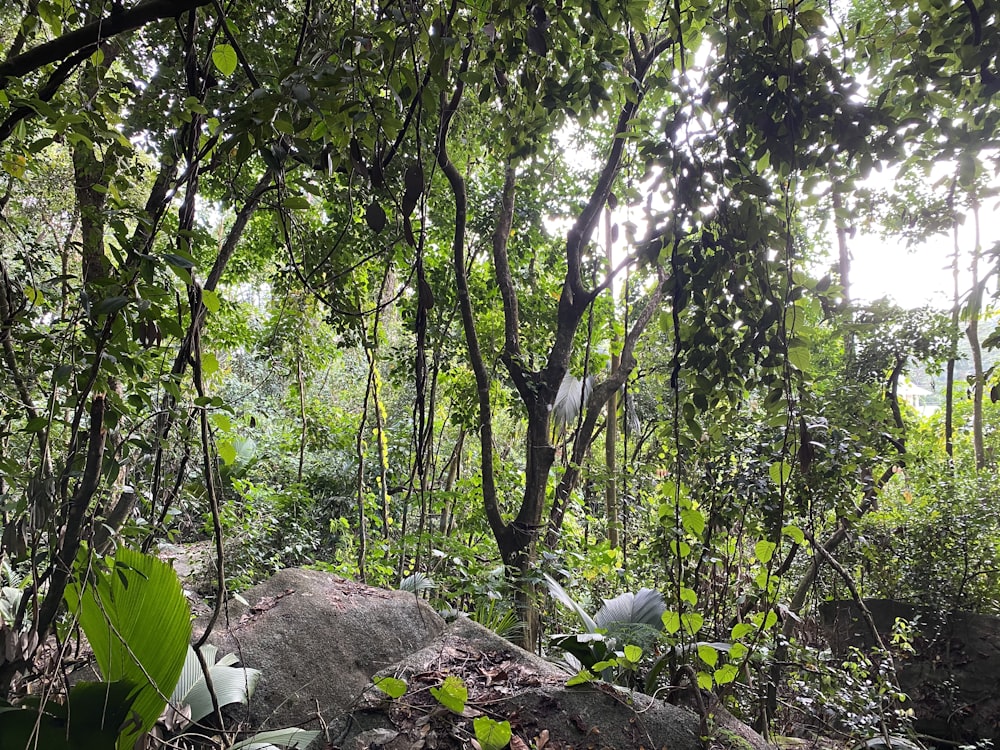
[204,568,446,731]
[338,616,708,750]
[205,569,772,750]
[820,599,1000,744]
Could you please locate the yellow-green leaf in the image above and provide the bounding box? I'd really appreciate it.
[218,439,237,466]
[754,540,776,563]
[373,676,407,699]
[714,664,739,685]
[202,289,220,313]
[212,44,238,77]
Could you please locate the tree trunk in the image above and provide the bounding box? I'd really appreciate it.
[967,198,986,470]
[604,208,620,548]
[945,199,960,461]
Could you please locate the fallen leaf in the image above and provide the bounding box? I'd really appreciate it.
[535,728,550,749]
[510,736,530,750]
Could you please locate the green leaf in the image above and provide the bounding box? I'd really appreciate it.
[623,644,642,663]
[473,717,512,750]
[218,439,237,466]
[681,612,704,635]
[787,345,811,372]
[681,507,705,536]
[782,525,805,545]
[768,461,791,488]
[65,548,191,749]
[202,289,220,313]
[565,668,598,686]
[373,676,408,699]
[430,675,467,714]
[212,44,238,77]
[714,664,739,685]
[697,670,713,690]
[731,622,753,640]
[283,195,311,210]
[662,610,680,634]
[590,659,618,671]
[94,296,130,316]
[698,644,719,668]
[754,540,777,564]
[679,586,698,606]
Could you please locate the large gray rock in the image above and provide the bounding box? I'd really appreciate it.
[821,599,1000,743]
[205,569,770,750]
[339,616,708,750]
[205,568,445,731]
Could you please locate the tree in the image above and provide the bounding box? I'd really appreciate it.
[0,0,997,695]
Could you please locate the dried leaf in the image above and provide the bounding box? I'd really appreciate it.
[402,163,424,217]
[365,201,387,233]
[510,736,530,750]
[535,729,550,749]
[526,26,547,56]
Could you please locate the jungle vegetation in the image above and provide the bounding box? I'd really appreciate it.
[0,0,998,745]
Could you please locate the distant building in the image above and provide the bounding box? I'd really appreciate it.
[898,378,936,417]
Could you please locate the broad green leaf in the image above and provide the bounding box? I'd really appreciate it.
[283,195,311,210]
[373,676,408,699]
[730,642,749,660]
[787,345,811,372]
[65,548,191,749]
[782,525,806,545]
[698,644,719,667]
[768,461,791,488]
[714,664,739,685]
[202,289,220,313]
[623,644,642,663]
[731,622,753,640]
[681,507,705,536]
[94,296,130,316]
[754,540,777,564]
[681,612,704,635]
[212,44,238,77]
[218,439,237,466]
[697,670,713,690]
[210,413,232,432]
[430,675,467,714]
[565,669,598,686]
[662,610,680,634]
[473,717,512,750]
[201,351,220,377]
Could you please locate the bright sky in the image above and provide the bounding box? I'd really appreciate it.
[848,233,959,309]
[832,161,999,311]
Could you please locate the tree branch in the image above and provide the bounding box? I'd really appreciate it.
[436,46,506,542]
[0,0,213,86]
[34,395,106,640]
[546,270,667,544]
[491,163,533,397]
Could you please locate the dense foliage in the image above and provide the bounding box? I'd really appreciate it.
[0,0,998,745]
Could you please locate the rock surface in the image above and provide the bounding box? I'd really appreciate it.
[205,568,772,750]
[821,599,1000,744]
[341,616,707,750]
[205,568,445,731]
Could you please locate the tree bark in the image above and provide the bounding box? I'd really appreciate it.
[604,209,620,549]
[967,198,986,470]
